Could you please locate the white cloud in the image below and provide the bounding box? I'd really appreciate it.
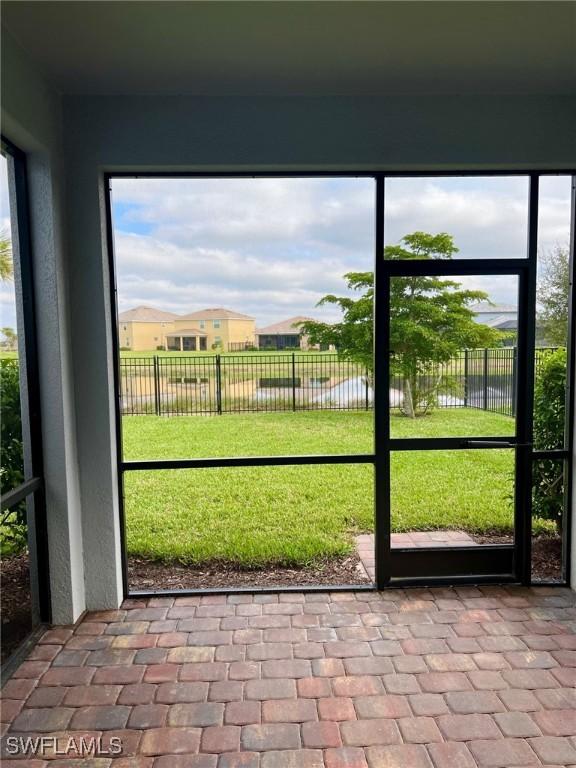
[2,173,572,334]
[115,231,354,324]
[385,176,571,260]
[113,178,375,326]
[111,175,573,328]
[385,177,529,260]
[114,177,374,252]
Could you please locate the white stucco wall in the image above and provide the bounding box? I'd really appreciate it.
[3,24,576,618]
[63,93,576,605]
[1,31,85,623]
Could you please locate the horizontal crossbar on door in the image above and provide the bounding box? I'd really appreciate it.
[389,437,517,451]
[383,258,529,276]
[122,453,375,471]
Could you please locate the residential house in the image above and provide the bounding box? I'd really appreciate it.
[118,305,178,350]
[173,308,255,351]
[256,316,325,351]
[471,302,518,345]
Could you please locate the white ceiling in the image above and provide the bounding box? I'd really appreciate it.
[2,1,575,96]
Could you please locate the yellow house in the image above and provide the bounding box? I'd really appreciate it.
[118,306,178,350]
[172,308,255,351]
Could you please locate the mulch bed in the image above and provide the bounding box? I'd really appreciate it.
[1,552,32,663]
[530,536,563,581]
[471,533,563,582]
[129,533,563,591]
[128,553,370,591]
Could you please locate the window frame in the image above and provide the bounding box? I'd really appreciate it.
[104,170,575,597]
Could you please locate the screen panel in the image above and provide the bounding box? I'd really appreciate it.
[531,458,566,583]
[112,177,376,461]
[384,176,530,259]
[387,274,519,438]
[389,449,515,550]
[124,464,374,591]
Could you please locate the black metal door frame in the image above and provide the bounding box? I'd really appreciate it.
[375,173,538,586]
[104,170,574,597]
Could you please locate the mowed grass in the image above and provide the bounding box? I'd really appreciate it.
[123,408,515,460]
[122,409,551,566]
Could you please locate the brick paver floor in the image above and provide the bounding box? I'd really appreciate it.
[1,585,575,766]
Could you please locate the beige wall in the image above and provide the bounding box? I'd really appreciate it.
[227,319,256,347]
[120,321,175,350]
[120,317,255,351]
[172,317,255,350]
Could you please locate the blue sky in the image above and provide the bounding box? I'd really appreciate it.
[0,170,573,333]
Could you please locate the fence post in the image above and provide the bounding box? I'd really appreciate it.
[365,369,370,410]
[216,354,222,414]
[292,352,297,412]
[511,346,517,417]
[463,350,469,408]
[153,355,161,416]
[483,348,489,410]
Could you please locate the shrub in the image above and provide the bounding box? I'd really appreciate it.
[0,359,27,554]
[532,348,567,532]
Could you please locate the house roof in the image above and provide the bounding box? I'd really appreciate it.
[166,328,207,338]
[493,319,517,330]
[483,316,518,330]
[178,308,255,321]
[256,316,314,336]
[118,305,179,323]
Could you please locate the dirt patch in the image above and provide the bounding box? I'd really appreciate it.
[128,553,371,591]
[471,533,563,582]
[1,552,32,663]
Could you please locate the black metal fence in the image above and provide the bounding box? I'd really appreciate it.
[119,348,558,417]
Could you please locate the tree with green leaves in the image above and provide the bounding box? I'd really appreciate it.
[537,245,570,346]
[1,327,17,351]
[0,229,13,283]
[300,232,502,417]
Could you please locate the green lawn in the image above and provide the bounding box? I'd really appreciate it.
[123,409,553,566]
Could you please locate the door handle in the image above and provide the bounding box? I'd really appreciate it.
[460,440,532,449]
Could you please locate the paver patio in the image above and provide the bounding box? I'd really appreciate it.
[355,532,481,580]
[1,585,575,766]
